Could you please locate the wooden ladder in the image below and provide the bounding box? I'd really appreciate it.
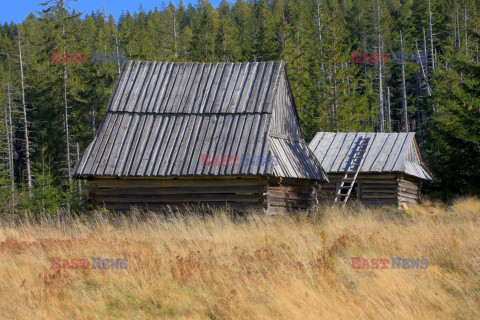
[334,136,371,208]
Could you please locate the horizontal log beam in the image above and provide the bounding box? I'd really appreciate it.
[91,178,261,188]
[94,185,259,196]
[93,193,260,203]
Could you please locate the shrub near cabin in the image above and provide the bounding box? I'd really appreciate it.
[351,257,429,269]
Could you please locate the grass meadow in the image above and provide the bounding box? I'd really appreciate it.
[0,198,479,319]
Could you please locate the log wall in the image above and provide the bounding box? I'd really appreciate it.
[87,176,319,213]
[266,177,319,214]
[318,173,422,207]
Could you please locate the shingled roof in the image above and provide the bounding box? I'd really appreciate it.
[74,61,327,181]
[309,132,432,180]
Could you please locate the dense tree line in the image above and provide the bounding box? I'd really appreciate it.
[0,0,479,212]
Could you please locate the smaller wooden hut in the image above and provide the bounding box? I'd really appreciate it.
[309,132,433,207]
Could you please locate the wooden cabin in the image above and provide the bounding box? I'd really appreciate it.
[309,132,433,207]
[73,61,327,214]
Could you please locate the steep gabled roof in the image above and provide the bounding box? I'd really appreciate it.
[309,132,432,180]
[74,61,327,181]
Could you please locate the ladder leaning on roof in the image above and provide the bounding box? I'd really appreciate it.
[333,136,371,208]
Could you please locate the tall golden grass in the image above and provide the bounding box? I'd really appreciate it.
[0,198,479,319]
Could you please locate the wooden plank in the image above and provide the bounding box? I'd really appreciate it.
[96,113,127,175]
[94,193,260,203]
[98,201,262,211]
[169,63,195,113]
[94,177,260,188]
[181,63,205,113]
[267,191,314,201]
[122,114,149,176]
[369,133,399,171]
[152,115,184,176]
[268,185,316,194]
[105,113,134,175]
[138,62,160,113]
[392,134,414,172]
[226,62,248,113]
[322,133,348,172]
[219,63,241,112]
[362,133,388,171]
[361,194,397,199]
[397,191,418,200]
[108,60,134,112]
[114,113,141,175]
[151,61,173,113]
[332,133,358,172]
[246,63,265,113]
[94,185,259,196]
[197,63,221,113]
[398,186,419,194]
[398,196,418,204]
[268,198,313,208]
[361,189,396,194]
[208,115,230,176]
[157,63,183,113]
[135,114,165,176]
[253,61,274,113]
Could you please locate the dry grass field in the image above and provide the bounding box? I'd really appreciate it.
[0,198,479,319]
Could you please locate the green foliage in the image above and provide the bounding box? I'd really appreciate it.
[426,59,480,199]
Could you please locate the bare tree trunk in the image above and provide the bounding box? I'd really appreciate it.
[18,30,32,195]
[376,0,384,132]
[62,24,72,186]
[456,8,461,48]
[416,41,432,96]
[428,0,435,70]
[332,21,339,132]
[173,14,178,59]
[400,31,408,133]
[464,4,468,56]
[453,10,459,52]
[76,143,81,193]
[387,87,391,132]
[63,68,72,185]
[423,28,429,78]
[115,30,121,75]
[316,0,325,82]
[6,83,15,209]
[91,105,96,138]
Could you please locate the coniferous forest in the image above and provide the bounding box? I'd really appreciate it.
[0,0,479,213]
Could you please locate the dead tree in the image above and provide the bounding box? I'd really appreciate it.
[387,87,392,132]
[464,3,468,56]
[61,22,72,186]
[428,0,435,71]
[18,29,33,195]
[316,0,325,82]
[115,30,121,75]
[416,41,432,96]
[376,0,384,132]
[76,142,81,193]
[6,83,15,207]
[400,31,408,133]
